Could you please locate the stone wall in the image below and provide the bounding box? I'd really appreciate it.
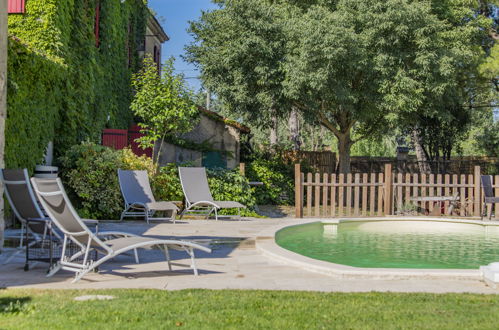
[157,113,241,169]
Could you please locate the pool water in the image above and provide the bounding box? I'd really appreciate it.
[275,221,499,269]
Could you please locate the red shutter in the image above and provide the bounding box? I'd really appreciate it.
[102,129,128,150]
[8,0,25,14]
[94,2,101,47]
[128,125,153,158]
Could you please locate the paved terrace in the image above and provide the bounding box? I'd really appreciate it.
[0,218,498,293]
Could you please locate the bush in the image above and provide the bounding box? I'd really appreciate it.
[59,142,259,219]
[59,142,125,220]
[247,158,295,205]
[207,168,258,216]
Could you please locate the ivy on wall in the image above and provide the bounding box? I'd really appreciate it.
[6,0,148,170]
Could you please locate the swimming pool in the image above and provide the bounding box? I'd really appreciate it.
[275,220,499,269]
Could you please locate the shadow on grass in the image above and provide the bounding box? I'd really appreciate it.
[0,297,31,314]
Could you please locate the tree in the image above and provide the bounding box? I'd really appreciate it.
[186,0,291,145]
[130,55,198,170]
[188,0,488,172]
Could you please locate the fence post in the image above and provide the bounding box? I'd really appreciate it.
[474,166,481,217]
[384,163,393,215]
[239,163,245,176]
[295,163,303,218]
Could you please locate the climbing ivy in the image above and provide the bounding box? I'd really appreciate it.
[6,0,148,169]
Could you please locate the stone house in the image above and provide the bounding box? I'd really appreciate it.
[157,107,250,169]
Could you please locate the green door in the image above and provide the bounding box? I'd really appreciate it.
[202,151,227,169]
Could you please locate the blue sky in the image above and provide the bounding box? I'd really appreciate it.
[148,0,218,92]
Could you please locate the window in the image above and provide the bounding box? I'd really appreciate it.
[153,45,161,73]
[8,0,25,14]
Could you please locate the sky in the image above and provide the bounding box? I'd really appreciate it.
[148,0,218,92]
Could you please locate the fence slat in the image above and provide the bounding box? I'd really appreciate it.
[294,164,302,218]
[338,174,344,216]
[362,173,368,216]
[331,174,336,217]
[370,173,376,216]
[428,174,434,213]
[405,173,411,211]
[413,173,419,212]
[378,173,384,216]
[307,173,312,217]
[467,174,474,216]
[315,173,321,217]
[452,174,458,215]
[495,175,499,219]
[346,173,352,216]
[460,174,466,216]
[444,174,450,214]
[322,173,328,217]
[354,174,360,216]
[473,166,481,217]
[397,173,403,212]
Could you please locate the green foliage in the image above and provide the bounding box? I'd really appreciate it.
[206,168,258,216]
[131,56,199,165]
[59,142,126,220]
[247,158,295,205]
[60,142,259,220]
[6,0,148,169]
[187,0,492,171]
[476,121,499,157]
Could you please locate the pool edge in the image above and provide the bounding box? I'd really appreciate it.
[256,217,499,280]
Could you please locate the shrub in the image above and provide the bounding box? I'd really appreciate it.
[207,168,258,216]
[59,142,125,220]
[247,158,295,205]
[60,142,259,219]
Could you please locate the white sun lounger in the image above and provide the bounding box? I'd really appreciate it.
[178,167,245,221]
[118,169,178,223]
[30,177,211,283]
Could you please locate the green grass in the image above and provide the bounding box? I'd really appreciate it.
[0,289,498,329]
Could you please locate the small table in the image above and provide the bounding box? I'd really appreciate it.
[409,195,459,216]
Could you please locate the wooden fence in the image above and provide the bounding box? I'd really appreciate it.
[294,164,499,219]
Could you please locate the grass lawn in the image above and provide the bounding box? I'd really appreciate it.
[0,289,498,329]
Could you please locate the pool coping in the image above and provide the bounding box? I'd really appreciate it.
[255,217,499,280]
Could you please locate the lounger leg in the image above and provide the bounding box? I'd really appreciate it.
[163,245,172,271]
[72,256,111,283]
[214,208,218,221]
[171,210,177,224]
[134,249,139,264]
[186,247,198,276]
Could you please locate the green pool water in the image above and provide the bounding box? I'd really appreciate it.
[275,221,499,269]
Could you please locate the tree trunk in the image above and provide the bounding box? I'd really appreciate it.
[412,129,431,174]
[336,131,352,174]
[269,114,278,146]
[288,107,300,150]
[0,0,8,250]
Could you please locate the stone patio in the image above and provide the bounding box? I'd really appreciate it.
[0,218,498,293]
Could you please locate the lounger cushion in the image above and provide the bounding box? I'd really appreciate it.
[103,236,161,251]
[146,201,179,211]
[213,201,245,209]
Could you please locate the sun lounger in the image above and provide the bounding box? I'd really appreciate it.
[118,169,178,223]
[178,167,245,220]
[1,169,139,267]
[481,175,499,220]
[31,177,211,283]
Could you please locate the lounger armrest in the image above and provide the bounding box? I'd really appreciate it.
[83,219,99,225]
[189,201,220,209]
[27,217,50,223]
